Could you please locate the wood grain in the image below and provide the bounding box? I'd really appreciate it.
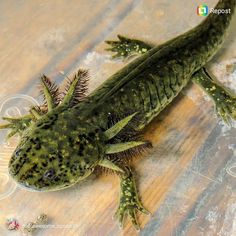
[0,0,236,235]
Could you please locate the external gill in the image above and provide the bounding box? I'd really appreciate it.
[98,112,152,172]
[0,69,89,138]
[0,115,32,138]
[104,113,150,154]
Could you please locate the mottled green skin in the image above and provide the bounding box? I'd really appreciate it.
[10,107,106,191]
[9,0,235,190]
[5,0,236,228]
[75,0,235,130]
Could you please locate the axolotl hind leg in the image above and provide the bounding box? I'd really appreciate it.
[192,68,236,125]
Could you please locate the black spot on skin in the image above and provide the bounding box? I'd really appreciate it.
[31,164,37,170]
[80,145,84,152]
[77,150,83,156]
[42,162,47,168]
[37,177,43,183]
[71,165,78,172]
[35,142,41,150]
[49,156,56,162]
[15,163,20,171]
[68,137,74,148]
[88,132,95,138]
[68,137,73,143]
[20,175,26,181]
[41,124,51,130]
[58,153,63,163]
[54,177,60,182]
[79,134,87,140]
[100,127,106,132]
[25,147,31,153]
[58,152,63,158]
[30,137,39,144]
[78,166,84,171]
[27,173,33,178]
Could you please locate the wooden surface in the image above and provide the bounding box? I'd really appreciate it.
[0,0,236,235]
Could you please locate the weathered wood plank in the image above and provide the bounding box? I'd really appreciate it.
[1,0,236,235]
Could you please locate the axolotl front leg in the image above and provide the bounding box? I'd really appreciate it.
[97,112,151,230]
[115,166,150,230]
[105,35,153,59]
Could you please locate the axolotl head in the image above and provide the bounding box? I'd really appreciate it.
[8,111,106,191]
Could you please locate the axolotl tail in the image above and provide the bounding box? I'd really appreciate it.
[74,0,236,130]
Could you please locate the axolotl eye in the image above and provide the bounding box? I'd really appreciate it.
[43,168,56,180]
[15,149,21,157]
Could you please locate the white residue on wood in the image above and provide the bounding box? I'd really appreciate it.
[219,202,236,236]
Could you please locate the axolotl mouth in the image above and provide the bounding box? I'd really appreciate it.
[9,158,89,192]
[8,142,97,192]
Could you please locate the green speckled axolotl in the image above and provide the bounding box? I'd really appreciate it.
[1,0,236,231]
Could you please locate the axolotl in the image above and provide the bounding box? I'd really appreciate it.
[1,0,236,230]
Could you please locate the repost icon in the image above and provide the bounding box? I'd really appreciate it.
[197,4,209,16]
